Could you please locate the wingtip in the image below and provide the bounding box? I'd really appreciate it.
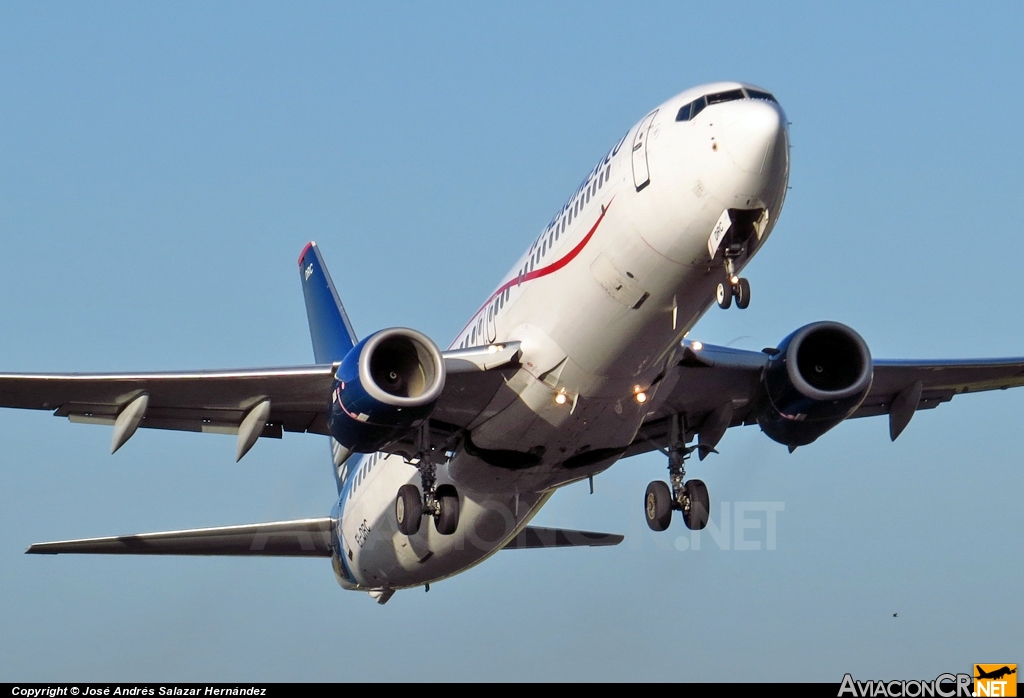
[25,544,56,555]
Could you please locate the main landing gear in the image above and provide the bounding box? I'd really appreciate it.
[644,414,711,532]
[395,421,460,536]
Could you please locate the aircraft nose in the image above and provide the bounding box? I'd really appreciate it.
[722,100,786,175]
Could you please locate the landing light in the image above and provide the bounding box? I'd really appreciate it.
[730,275,739,285]
[635,391,648,404]
[487,344,500,354]
[555,393,567,405]
[691,341,703,351]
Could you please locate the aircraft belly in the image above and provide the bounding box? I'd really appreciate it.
[341,457,551,590]
[344,462,552,585]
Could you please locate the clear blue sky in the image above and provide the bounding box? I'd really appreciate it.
[1,1,1021,682]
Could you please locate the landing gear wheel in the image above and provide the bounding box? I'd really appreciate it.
[396,484,422,536]
[734,278,750,309]
[433,484,460,535]
[716,282,732,309]
[681,479,710,530]
[644,481,673,531]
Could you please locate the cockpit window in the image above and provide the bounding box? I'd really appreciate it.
[746,88,778,103]
[676,87,779,122]
[706,89,745,105]
[690,95,706,118]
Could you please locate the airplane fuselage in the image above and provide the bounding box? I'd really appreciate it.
[332,82,790,593]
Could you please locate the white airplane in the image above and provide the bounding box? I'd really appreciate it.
[6,81,1024,604]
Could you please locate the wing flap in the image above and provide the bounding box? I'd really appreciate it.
[502,525,623,549]
[26,518,335,557]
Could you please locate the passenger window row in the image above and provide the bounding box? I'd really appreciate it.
[348,451,383,499]
[454,157,615,351]
[676,87,778,122]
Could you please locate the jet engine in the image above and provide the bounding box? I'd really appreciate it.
[755,321,873,448]
[328,328,445,453]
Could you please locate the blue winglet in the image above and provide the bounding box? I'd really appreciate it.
[298,242,358,364]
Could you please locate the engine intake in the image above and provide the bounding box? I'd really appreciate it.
[328,328,445,453]
[756,321,873,448]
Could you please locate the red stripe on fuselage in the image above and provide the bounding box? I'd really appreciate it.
[454,198,614,341]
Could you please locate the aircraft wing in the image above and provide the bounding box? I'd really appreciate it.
[26,518,336,556]
[0,342,521,457]
[628,342,1024,456]
[26,521,621,556]
[0,365,338,440]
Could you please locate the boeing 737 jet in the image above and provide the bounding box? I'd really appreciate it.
[6,82,1024,604]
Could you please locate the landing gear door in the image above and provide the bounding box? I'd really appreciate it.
[707,210,732,260]
[631,110,658,192]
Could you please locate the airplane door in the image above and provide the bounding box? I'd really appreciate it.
[485,299,497,344]
[631,110,658,192]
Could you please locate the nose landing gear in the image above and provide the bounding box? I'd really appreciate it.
[394,421,461,536]
[716,258,751,310]
[711,207,764,310]
[643,413,711,531]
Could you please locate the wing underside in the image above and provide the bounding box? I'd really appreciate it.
[0,343,522,456]
[27,521,621,556]
[630,342,1024,457]
[26,518,336,557]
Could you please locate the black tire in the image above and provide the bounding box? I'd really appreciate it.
[434,484,460,535]
[644,481,673,531]
[735,278,751,309]
[716,282,732,309]
[682,479,710,531]
[396,484,422,536]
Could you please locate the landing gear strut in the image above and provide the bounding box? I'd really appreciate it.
[644,413,711,531]
[394,421,460,536]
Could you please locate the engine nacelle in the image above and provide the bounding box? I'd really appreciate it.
[755,321,873,448]
[328,328,445,453]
